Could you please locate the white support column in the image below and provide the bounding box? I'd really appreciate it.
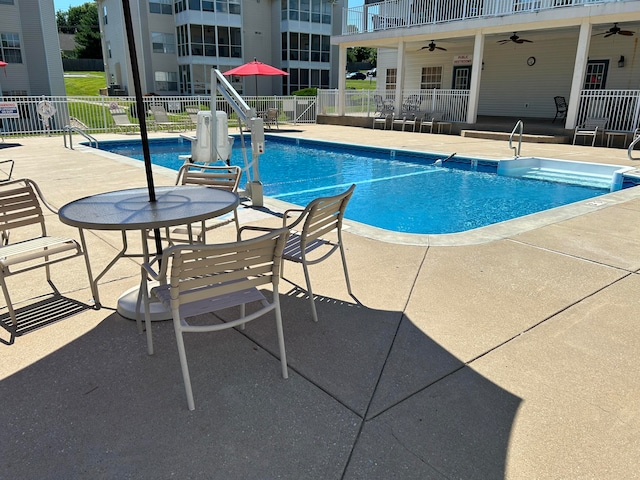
[338,46,347,116]
[394,40,405,113]
[566,20,591,129]
[467,31,484,124]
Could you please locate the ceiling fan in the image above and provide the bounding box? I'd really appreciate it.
[419,41,447,52]
[497,32,533,45]
[594,23,635,38]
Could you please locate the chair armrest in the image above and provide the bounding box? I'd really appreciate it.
[141,255,163,281]
[237,225,278,240]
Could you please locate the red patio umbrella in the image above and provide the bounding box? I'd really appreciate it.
[223,58,288,96]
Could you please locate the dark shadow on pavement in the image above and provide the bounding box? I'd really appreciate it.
[0,290,521,479]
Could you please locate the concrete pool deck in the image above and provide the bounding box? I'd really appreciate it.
[1,125,639,478]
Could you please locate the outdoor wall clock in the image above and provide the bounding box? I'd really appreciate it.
[527,56,536,66]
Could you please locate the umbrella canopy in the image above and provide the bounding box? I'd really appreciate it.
[0,61,6,77]
[223,58,288,95]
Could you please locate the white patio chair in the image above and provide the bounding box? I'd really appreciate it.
[373,112,392,130]
[419,112,444,134]
[141,228,290,410]
[262,108,280,130]
[0,179,97,342]
[573,117,608,146]
[239,184,355,323]
[165,163,242,244]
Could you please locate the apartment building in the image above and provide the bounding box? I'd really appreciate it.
[335,0,640,130]
[0,0,65,96]
[97,0,345,96]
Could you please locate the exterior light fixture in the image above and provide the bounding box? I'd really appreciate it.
[618,55,625,68]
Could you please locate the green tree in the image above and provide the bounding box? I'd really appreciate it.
[57,2,103,59]
[346,47,377,66]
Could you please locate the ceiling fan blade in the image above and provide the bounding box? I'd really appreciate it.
[436,46,447,51]
[521,39,533,43]
[497,39,509,44]
[619,30,634,36]
[514,39,524,43]
[604,32,614,38]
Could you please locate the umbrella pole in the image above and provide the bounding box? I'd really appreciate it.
[122,0,162,255]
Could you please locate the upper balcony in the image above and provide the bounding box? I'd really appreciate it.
[342,0,628,36]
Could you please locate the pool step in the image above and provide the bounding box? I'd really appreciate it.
[517,167,611,188]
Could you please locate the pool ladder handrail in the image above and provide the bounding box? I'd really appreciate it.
[509,120,523,158]
[63,125,98,150]
[628,134,640,161]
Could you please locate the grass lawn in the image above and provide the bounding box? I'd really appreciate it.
[64,71,106,96]
[346,77,377,91]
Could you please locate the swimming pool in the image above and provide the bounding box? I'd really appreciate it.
[93,136,632,235]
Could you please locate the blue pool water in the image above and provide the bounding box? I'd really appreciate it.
[95,136,610,235]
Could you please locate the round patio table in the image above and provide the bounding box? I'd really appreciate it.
[59,185,240,320]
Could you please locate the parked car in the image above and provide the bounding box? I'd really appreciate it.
[346,71,367,80]
[367,68,377,78]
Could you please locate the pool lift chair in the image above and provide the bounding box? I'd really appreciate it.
[239,184,355,323]
[181,69,267,207]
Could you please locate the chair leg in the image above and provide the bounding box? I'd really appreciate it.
[141,277,154,355]
[0,276,18,333]
[301,261,318,322]
[174,323,195,410]
[338,241,353,295]
[273,292,288,379]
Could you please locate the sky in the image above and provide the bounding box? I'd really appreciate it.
[54,0,90,12]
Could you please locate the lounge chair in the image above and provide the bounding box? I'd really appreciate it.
[185,107,200,129]
[109,107,139,134]
[150,104,184,132]
[239,184,355,323]
[573,117,608,146]
[141,228,290,410]
[393,112,417,131]
[0,179,97,343]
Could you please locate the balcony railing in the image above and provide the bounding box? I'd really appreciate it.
[343,0,625,35]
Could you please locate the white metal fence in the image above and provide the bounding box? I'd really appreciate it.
[0,95,317,137]
[317,88,469,122]
[577,90,640,132]
[344,0,625,34]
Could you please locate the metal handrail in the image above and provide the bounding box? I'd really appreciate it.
[628,134,640,160]
[509,120,523,157]
[63,125,98,150]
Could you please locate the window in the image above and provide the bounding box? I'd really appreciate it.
[103,5,107,24]
[421,66,442,89]
[0,33,22,64]
[151,32,175,54]
[179,24,241,58]
[155,71,178,91]
[282,0,330,24]
[282,67,330,94]
[149,0,172,14]
[107,42,112,58]
[0,0,15,4]
[386,68,397,91]
[283,32,331,64]
[583,60,609,90]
